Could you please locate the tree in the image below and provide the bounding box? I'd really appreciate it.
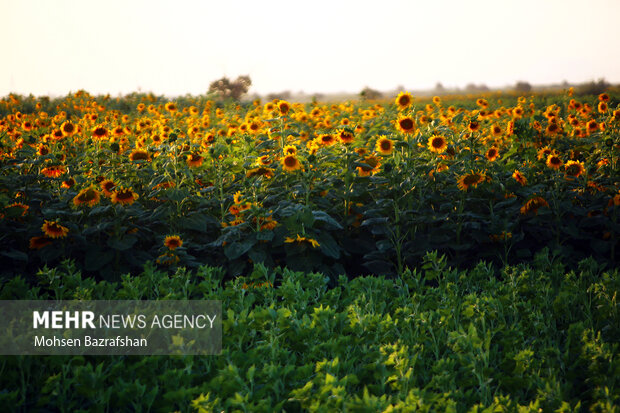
[360,86,382,100]
[208,75,252,100]
[514,81,532,93]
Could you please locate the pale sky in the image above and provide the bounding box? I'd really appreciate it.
[3,0,620,97]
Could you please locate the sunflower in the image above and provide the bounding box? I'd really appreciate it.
[457,171,485,191]
[246,167,274,179]
[111,187,139,205]
[257,155,272,166]
[598,102,608,113]
[186,153,204,167]
[512,170,527,186]
[545,123,559,136]
[599,93,610,102]
[396,115,416,134]
[156,252,179,266]
[248,120,262,134]
[546,154,563,170]
[317,134,336,146]
[165,102,177,112]
[485,147,499,162]
[586,120,598,133]
[337,129,354,144]
[41,165,66,178]
[42,220,69,239]
[129,149,149,162]
[51,129,64,140]
[164,235,183,250]
[92,125,108,139]
[284,234,320,248]
[282,154,301,172]
[233,191,243,204]
[283,145,297,156]
[537,147,552,161]
[395,92,413,110]
[468,120,480,132]
[29,236,53,250]
[37,144,50,156]
[60,121,76,137]
[73,186,101,207]
[100,179,116,197]
[277,100,291,116]
[375,136,394,155]
[357,155,381,177]
[61,177,76,189]
[427,135,447,154]
[564,160,585,178]
[490,124,503,136]
[520,196,549,215]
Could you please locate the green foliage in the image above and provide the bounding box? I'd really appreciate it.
[0,252,618,411]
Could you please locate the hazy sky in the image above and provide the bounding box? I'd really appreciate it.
[3,0,620,97]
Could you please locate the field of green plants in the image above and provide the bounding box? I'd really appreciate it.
[0,89,618,411]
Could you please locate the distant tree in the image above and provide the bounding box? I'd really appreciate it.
[577,78,610,95]
[514,81,532,93]
[266,91,292,101]
[360,86,382,100]
[465,83,490,93]
[435,82,445,93]
[208,75,252,100]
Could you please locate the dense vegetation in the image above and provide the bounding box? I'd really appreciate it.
[0,90,618,281]
[0,90,618,411]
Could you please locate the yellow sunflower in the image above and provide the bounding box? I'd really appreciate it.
[520,196,549,215]
[129,149,149,162]
[395,92,413,110]
[457,171,485,191]
[282,154,301,172]
[186,153,204,167]
[60,121,76,137]
[485,147,499,162]
[100,179,116,197]
[164,235,183,250]
[546,154,563,170]
[284,234,320,248]
[564,160,585,178]
[73,186,101,207]
[512,170,527,186]
[42,220,69,239]
[375,136,394,155]
[111,187,139,206]
[396,115,416,134]
[427,135,447,154]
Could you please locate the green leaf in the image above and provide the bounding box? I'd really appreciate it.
[107,235,138,251]
[1,249,28,261]
[224,238,257,260]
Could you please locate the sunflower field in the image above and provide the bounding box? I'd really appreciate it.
[0,89,619,411]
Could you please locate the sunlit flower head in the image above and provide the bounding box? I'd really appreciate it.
[427,135,447,154]
[41,220,69,239]
[546,154,563,170]
[282,154,301,172]
[564,160,585,178]
[395,92,413,110]
[164,235,183,250]
[457,171,485,191]
[375,136,394,155]
[396,115,416,134]
[512,170,527,186]
[73,186,101,207]
[111,187,139,205]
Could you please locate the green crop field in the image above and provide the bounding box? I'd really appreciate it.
[0,89,618,411]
